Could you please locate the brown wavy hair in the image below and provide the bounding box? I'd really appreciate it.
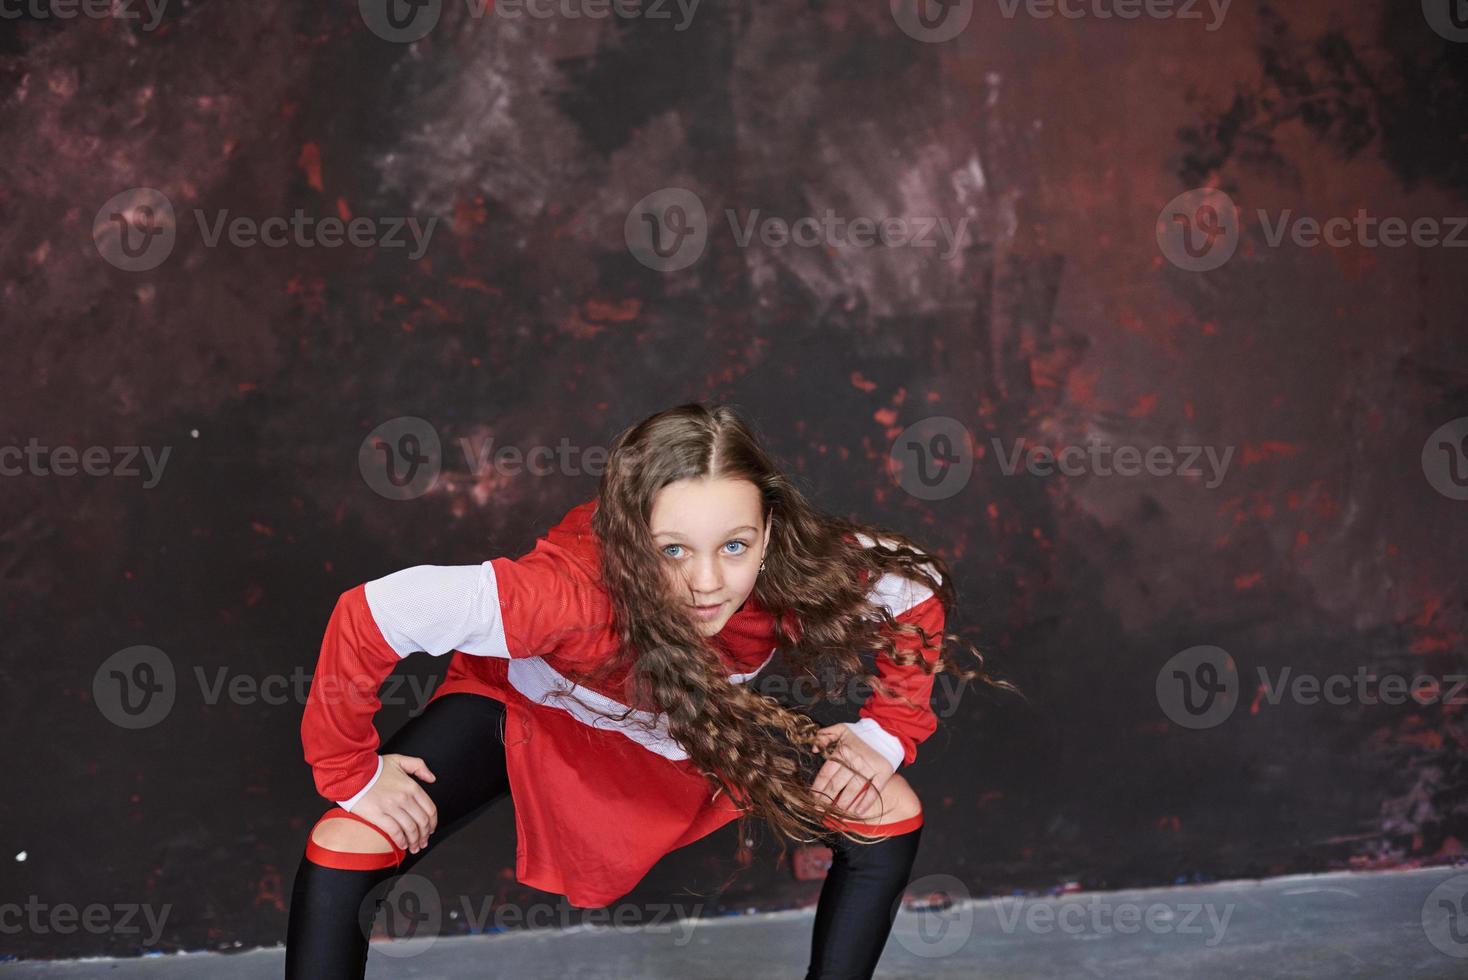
[568,401,1017,860]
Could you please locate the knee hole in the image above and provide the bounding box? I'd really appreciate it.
[310,815,395,854]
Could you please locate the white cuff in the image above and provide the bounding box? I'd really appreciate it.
[334,755,384,813]
[845,718,905,773]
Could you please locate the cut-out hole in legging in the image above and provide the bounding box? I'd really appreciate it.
[285,692,924,980]
[285,693,513,979]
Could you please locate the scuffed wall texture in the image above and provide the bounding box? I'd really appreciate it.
[2,0,1465,960]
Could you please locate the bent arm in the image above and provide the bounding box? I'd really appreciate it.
[852,590,945,771]
[843,545,947,772]
[302,499,604,809]
[301,562,522,810]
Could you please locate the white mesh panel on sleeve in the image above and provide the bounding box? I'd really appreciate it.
[362,562,511,658]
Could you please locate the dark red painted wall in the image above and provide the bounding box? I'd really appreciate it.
[1,0,1465,959]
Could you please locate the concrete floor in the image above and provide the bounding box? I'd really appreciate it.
[5,865,1465,978]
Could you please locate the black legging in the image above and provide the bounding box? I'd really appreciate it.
[285,692,922,979]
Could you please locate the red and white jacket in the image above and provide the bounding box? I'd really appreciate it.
[300,497,945,907]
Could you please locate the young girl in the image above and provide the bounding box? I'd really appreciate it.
[285,402,1005,979]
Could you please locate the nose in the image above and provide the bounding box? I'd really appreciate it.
[687,555,723,598]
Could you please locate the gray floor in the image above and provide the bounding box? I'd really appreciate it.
[5,866,1466,978]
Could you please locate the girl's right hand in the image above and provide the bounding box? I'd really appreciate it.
[350,754,438,853]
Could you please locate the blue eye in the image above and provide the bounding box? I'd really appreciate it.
[661,541,748,558]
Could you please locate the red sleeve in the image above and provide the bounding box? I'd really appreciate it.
[300,584,401,804]
[490,550,610,660]
[858,589,945,767]
[301,531,608,805]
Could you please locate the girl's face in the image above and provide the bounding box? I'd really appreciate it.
[650,476,772,636]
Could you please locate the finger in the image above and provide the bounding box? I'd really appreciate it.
[374,810,413,852]
[409,789,438,843]
[824,770,856,814]
[392,792,431,849]
[390,805,425,853]
[843,777,877,817]
[835,776,866,815]
[852,770,893,818]
[831,760,875,813]
[399,755,437,783]
[834,769,866,813]
[399,795,434,850]
[413,787,439,836]
[812,726,844,754]
[810,758,843,798]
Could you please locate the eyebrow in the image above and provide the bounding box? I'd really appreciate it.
[653,525,758,539]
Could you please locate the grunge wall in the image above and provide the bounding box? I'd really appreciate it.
[1,0,1465,959]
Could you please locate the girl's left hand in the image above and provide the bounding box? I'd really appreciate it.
[810,723,894,819]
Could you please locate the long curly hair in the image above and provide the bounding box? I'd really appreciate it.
[565,401,1017,858]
